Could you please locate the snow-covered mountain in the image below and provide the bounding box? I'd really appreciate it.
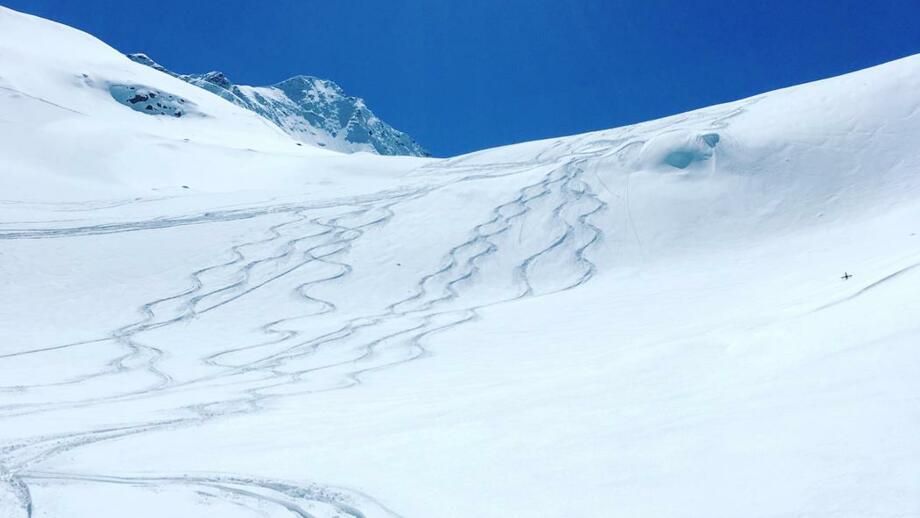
[2,5,919,518]
[128,52,429,157]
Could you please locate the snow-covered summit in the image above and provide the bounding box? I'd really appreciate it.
[127,53,430,157]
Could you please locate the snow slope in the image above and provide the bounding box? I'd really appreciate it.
[1,6,919,518]
[127,53,430,157]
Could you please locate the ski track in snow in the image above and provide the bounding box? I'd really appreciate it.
[0,154,610,517]
[0,104,766,517]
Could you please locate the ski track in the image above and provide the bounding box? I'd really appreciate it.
[0,108,749,517]
[1,144,614,518]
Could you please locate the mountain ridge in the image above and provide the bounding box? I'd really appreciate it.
[127,52,429,157]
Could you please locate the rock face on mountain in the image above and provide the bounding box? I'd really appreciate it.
[127,53,429,157]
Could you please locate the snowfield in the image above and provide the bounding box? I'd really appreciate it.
[2,6,919,518]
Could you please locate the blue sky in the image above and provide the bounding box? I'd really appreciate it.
[7,0,920,157]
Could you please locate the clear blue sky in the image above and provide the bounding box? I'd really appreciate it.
[7,0,920,157]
